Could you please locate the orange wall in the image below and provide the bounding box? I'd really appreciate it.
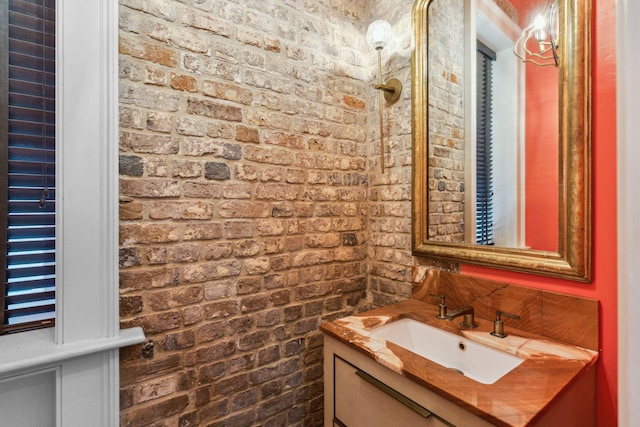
[524,63,559,250]
[462,0,618,424]
[513,0,560,251]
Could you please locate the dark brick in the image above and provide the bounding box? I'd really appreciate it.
[214,374,249,394]
[205,162,231,180]
[342,232,358,246]
[120,295,143,317]
[255,391,294,421]
[231,389,258,411]
[258,345,280,366]
[196,386,211,406]
[120,247,142,267]
[260,380,283,398]
[229,354,254,373]
[164,330,195,350]
[240,295,269,312]
[250,365,279,385]
[179,411,197,427]
[293,318,319,335]
[304,300,323,316]
[136,311,181,334]
[196,322,225,343]
[288,405,306,423]
[223,143,242,160]
[264,274,285,289]
[280,357,300,376]
[177,370,196,391]
[284,338,304,356]
[203,301,239,319]
[199,399,230,424]
[325,296,342,311]
[273,326,290,341]
[204,410,254,427]
[195,341,236,363]
[228,317,253,334]
[284,372,303,389]
[187,97,242,121]
[237,277,262,295]
[120,155,144,176]
[238,330,270,351]
[255,309,280,327]
[264,414,287,427]
[124,394,189,426]
[270,290,290,306]
[120,387,134,410]
[283,305,302,322]
[198,361,226,384]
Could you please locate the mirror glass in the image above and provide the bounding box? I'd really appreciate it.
[411,0,592,281]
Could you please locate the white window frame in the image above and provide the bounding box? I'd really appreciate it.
[618,0,640,423]
[0,1,144,425]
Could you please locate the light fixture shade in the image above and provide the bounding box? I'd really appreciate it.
[366,20,391,50]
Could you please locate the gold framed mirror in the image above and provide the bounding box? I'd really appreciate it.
[411,0,591,281]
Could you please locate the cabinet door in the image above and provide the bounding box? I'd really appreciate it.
[333,357,452,427]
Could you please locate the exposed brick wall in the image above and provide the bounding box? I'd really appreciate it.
[426,0,466,243]
[366,0,415,307]
[118,0,460,425]
[365,0,459,307]
[118,1,373,425]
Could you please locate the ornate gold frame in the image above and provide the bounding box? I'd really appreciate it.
[411,0,592,281]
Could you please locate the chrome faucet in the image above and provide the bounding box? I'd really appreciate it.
[444,305,478,329]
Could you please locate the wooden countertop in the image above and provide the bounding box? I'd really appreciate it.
[320,299,598,427]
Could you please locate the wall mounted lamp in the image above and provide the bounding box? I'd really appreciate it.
[513,0,559,67]
[366,20,402,173]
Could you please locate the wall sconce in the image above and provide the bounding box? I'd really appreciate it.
[366,20,402,173]
[513,0,559,67]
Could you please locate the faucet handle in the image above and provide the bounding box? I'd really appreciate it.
[490,310,521,338]
[428,294,447,319]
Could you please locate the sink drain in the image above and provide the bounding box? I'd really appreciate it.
[458,341,466,351]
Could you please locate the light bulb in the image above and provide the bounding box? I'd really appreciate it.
[366,20,391,50]
[534,14,547,40]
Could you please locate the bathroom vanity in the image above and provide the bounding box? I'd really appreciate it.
[321,271,599,426]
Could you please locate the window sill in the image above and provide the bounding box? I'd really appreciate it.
[0,327,145,377]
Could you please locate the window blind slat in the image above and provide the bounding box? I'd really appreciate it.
[2,0,56,333]
[476,45,494,245]
[7,225,55,240]
[5,302,55,320]
[6,276,54,294]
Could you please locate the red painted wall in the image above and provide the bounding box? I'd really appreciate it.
[462,0,618,424]
[511,0,560,251]
[523,60,559,250]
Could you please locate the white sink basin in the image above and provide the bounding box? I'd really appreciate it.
[369,318,524,384]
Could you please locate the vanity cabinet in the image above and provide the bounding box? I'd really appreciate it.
[324,332,597,427]
[333,356,449,427]
[324,335,493,427]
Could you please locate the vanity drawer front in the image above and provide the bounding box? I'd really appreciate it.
[334,356,451,427]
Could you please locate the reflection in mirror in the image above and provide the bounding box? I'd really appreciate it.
[411,0,592,281]
[427,0,559,251]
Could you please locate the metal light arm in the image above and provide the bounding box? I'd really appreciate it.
[374,47,402,173]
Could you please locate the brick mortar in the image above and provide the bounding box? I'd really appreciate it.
[117,0,460,426]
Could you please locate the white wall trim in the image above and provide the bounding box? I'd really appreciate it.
[0,327,144,377]
[617,0,640,424]
[0,0,145,425]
